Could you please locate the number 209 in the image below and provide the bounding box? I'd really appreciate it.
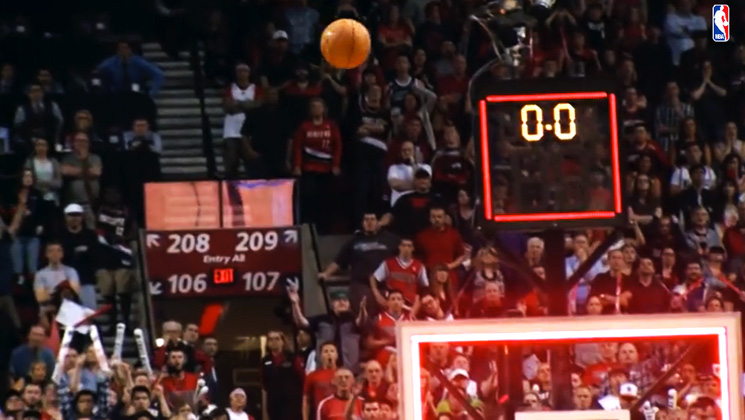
[520,103,577,142]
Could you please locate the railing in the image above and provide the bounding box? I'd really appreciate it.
[188,39,217,178]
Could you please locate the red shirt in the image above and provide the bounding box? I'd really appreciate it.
[436,74,468,114]
[723,226,745,258]
[372,311,410,366]
[304,368,336,410]
[415,226,464,268]
[160,371,199,395]
[293,119,342,173]
[153,345,213,375]
[317,395,362,420]
[373,257,428,304]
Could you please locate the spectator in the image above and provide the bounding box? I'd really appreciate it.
[430,124,472,204]
[283,0,319,57]
[365,289,410,368]
[24,137,62,231]
[663,0,707,66]
[123,118,162,153]
[292,97,342,232]
[0,63,18,94]
[380,168,439,237]
[95,187,136,328]
[10,326,55,381]
[13,84,64,149]
[387,140,432,207]
[261,330,303,420]
[318,213,398,316]
[222,64,260,179]
[8,168,43,280]
[226,388,253,420]
[240,88,291,179]
[33,241,80,304]
[97,41,164,97]
[622,257,670,314]
[159,348,199,396]
[316,369,361,420]
[64,110,104,151]
[60,203,100,309]
[289,287,363,372]
[415,206,465,270]
[61,132,103,228]
[370,237,428,308]
[32,68,65,95]
[257,30,298,89]
[154,321,212,375]
[302,342,338,420]
[684,207,722,252]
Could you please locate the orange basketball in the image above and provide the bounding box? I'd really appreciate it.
[320,19,371,69]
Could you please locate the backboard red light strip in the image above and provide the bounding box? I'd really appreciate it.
[479,91,623,224]
[409,327,731,420]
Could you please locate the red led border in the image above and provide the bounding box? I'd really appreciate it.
[479,91,623,224]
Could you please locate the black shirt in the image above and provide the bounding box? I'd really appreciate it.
[589,272,633,314]
[334,230,399,285]
[390,191,441,237]
[60,228,100,286]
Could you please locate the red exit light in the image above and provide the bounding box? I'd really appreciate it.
[213,268,235,284]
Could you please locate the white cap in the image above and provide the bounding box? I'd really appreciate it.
[448,368,469,381]
[620,383,638,397]
[273,30,289,40]
[230,388,246,397]
[64,203,84,214]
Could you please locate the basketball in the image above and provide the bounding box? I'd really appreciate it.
[320,19,371,69]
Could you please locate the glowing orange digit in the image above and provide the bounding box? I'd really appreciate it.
[520,104,544,142]
[553,103,577,141]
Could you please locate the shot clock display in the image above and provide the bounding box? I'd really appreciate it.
[476,80,624,229]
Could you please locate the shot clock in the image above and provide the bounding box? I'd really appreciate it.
[474,78,625,229]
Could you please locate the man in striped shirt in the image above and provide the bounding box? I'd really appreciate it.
[654,81,694,152]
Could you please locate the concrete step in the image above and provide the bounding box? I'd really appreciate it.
[163,77,195,89]
[159,61,192,70]
[163,138,205,148]
[155,97,221,107]
[164,69,195,79]
[159,89,197,98]
[159,107,223,117]
[161,156,208,166]
[162,148,205,157]
[142,42,161,52]
[160,128,204,138]
[158,118,202,129]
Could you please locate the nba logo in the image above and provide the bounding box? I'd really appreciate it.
[712,4,730,42]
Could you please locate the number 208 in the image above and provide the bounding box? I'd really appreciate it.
[520,103,578,142]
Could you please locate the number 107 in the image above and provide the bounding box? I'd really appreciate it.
[520,103,578,142]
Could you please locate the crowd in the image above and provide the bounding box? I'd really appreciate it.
[1,0,745,420]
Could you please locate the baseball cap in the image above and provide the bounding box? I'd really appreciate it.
[619,383,638,398]
[64,203,84,214]
[329,290,348,301]
[448,368,469,381]
[273,30,289,40]
[230,388,246,398]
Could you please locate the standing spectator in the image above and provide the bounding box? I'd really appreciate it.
[33,241,80,304]
[8,168,43,280]
[316,369,361,420]
[257,30,298,89]
[202,335,220,402]
[566,232,604,311]
[261,330,303,420]
[380,169,439,237]
[430,124,473,203]
[96,187,136,327]
[154,321,213,375]
[318,213,398,316]
[57,364,111,420]
[292,98,342,232]
[0,63,18,94]
[622,257,671,314]
[123,118,162,153]
[13,84,64,149]
[415,206,465,270]
[240,88,291,179]
[654,82,694,153]
[59,203,100,310]
[289,287,363,372]
[32,68,65,95]
[226,388,253,420]
[159,348,199,396]
[387,140,432,207]
[283,0,320,58]
[370,237,428,308]
[182,324,199,346]
[365,290,410,367]
[302,342,339,420]
[589,249,630,314]
[9,326,55,381]
[663,0,707,66]
[222,64,260,179]
[722,202,745,268]
[97,41,164,97]
[0,217,20,329]
[24,137,62,233]
[61,132,102,228]
[296,328,316,373]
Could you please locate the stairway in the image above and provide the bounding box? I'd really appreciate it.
[140,42,225,178]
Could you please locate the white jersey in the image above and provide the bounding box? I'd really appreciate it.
[223,82,256,138]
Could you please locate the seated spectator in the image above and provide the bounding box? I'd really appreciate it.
[97,41,164,97]
[7,168,44,280]
[10,326,55,381]
[670,143,717,196]
[60,203,100,309]
[0,63,19,94]
[61,132,102,228]
[33,241,80,304]
[31,68,65,95]
[714,121,745,163]
[65,110,104,151]
[684,207,722,253]
[13,84,64,150]
[24,137,62,229]
[365,290,410,366]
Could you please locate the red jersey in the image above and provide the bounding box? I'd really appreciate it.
[160,371,199,395]
[293,119,342,173]
[317,395,362,420]
[304,368,336,411]
[373,257,428,304]
[373,311,410,366]
[415,226,464,268]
